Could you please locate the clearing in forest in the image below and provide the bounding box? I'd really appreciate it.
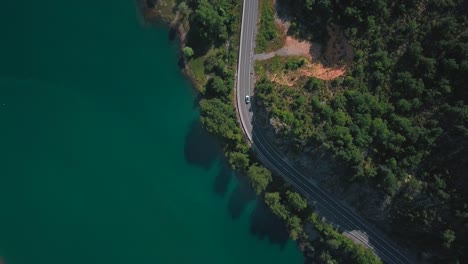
[255,10,353,83]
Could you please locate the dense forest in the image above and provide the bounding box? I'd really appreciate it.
[254,0,468,262]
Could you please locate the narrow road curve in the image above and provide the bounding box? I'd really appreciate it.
[236,0,258,141]
[235,1,416,263]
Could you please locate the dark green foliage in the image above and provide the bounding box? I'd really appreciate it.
[177,2,190,17]
[264,192,306,241]
[257,0,468,260]
[256,0,278,52]
[206,76,230,98]
[183,46,194,58]
[442,229,456,249]
[199,98,240,142]
[187,0,241,53]
[287,215,303,240]
[204,49,231,78]
[227,151,249,171]
[191,0,228,46]
[305,77,325,92]
[285,58,306,71]
[190,0,248,171]
[247,164,272,194]
[199,98,249,170]
[286,190,308,212]
[264,192,289,220]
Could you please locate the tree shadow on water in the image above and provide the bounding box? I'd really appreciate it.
[168,26,176,41]
[184,120,221,170]
[250,199,290,248]
[184,120,233,197]
[213,163,232,197]
[227,174,256,219]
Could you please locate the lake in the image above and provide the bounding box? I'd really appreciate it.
[0,0,303,264]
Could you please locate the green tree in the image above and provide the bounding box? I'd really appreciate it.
[177,2,190,17]
[192,0,228,45]
[382,172,398,196]
[319,251,338,264]
[287,215,303,240]
[256,0,278,52]
[305,77,324,92]
[228,151,249,171]
[286,191,308,212]
[205,76,229,97]
[264,192,289,220]
[183,46,194,58]
[441,229,456,249]
[199,99,241,143]
[247,164,272,194]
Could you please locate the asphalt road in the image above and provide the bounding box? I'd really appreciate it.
[236,0,258,141]
[235,0,417,263]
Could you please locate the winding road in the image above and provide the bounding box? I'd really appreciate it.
[235,0,416,263]
[236,0,258,141]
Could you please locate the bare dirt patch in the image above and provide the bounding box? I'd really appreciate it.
[256,12,353,83]
[265,72,297,87]
[262,62,347,87]
[300,63,348,81]
[282,36,321,60]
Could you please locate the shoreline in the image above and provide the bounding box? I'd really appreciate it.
[134,2,383,264]
[137,0,311,255]
[136,0,304,260]
[138,0,202,91]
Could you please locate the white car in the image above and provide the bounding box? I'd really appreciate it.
[245,95,250,104]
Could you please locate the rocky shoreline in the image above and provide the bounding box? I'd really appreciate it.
[138,0,202,90]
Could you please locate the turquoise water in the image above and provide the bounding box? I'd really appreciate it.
[0,1,303,263]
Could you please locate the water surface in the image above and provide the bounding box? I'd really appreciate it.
[0,1,303,263]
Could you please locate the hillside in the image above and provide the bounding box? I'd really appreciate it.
[254,0,468,262]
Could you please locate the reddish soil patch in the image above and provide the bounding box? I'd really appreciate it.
[282,36,321,60]
[257,13,353,82]
[263,62,347,87]
[300,63,347,81]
